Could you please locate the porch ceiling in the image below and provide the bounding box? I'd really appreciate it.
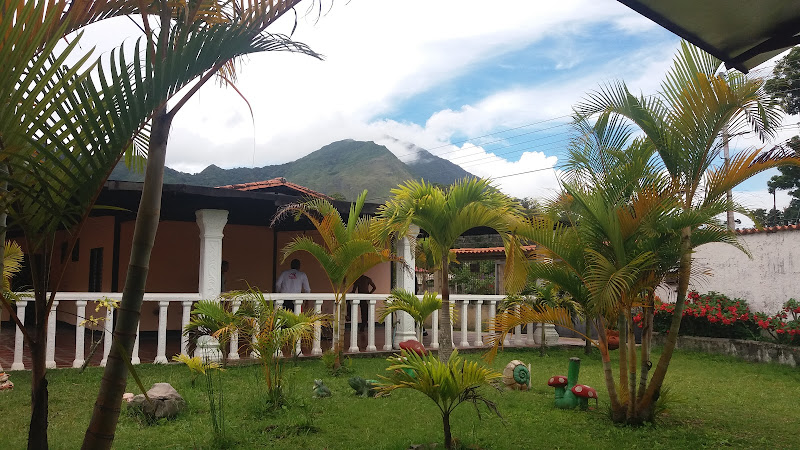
[618,0,800,72]
[95,181,378,231]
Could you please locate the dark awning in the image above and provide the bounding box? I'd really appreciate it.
[618,0,800,73]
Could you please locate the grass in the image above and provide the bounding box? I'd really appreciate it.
[1,347,798,449]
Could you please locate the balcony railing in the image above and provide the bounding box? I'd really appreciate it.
[2,292,553,370]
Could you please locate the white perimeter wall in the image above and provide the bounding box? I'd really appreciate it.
[657,229,799,314]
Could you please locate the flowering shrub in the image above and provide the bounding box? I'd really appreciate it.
[753,298,800,345]
[635,293,800,346]
[634,291,759,340]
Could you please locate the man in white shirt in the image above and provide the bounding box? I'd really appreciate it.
[276,258,310,310]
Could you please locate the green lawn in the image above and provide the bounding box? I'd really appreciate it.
[1,347,797,449]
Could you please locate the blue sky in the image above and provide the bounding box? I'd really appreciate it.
[79,0,798,220]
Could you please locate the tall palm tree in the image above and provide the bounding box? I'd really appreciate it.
[273,190,398,368]
[574,41,800,416]
[377,177,528,362]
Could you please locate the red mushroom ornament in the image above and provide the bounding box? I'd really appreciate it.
[571,384,598,410]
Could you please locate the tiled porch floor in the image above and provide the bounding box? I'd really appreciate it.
[1,320,584,370]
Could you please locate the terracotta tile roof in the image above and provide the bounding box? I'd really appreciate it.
[736,224,800,235]
[453,245,537,257]
[216,177,332,200]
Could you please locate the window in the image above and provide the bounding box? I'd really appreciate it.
[88,247,103,292]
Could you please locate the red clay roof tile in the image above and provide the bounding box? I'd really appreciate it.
[736,224,800,235]
[216,177,332,200]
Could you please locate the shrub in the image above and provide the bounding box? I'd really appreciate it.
[753,298,800,345]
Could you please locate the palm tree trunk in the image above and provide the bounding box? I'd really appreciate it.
[28,308,49,450]
[625,309,637,421]
[334,293,346,368]
[82,107,172,449]
[584,316,592,355]
[639,227,691,411]
[597,325,623,421]
[617,314,628,400]
[442,412,452,450]
[438,249,453,363]
[637,293,654,402]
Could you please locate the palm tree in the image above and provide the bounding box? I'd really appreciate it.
[186,288,326,407]
[376,349,502,450]
[574,40,800,417]
[379,289,442,341]
[81,3,320,448]
[273,190,398,368]
[377,177,528,362]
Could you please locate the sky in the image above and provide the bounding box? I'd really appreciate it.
[77,0,800,226]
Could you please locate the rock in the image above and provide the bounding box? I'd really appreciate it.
[123,392,135,403]
[0,373,13,391]
[129,383,186,419]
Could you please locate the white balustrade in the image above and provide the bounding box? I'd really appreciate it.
[473,300,484,346]
[181,300,193,356]
[349,299,360,353]
[153,301,169,364]
[514,304,523,346]
[46,301,59,368]
[366,299,377,352]
[460,299,470,348]
[4,292,526,371]
[73,301,87,368]
[430,309,439,349]
[229,300,241,361]
[312,300,323,355]
[131,324,140,365]
[11,300,27,371]
[100,305,113,367]
[487,299,497,342]
[294,299,303,355]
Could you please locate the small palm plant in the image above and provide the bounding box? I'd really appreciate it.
[379,289,442,341]
[377,349,503,450]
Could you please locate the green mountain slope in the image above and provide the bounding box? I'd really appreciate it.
[109,139,474,201]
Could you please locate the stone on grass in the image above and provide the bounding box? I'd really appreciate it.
[129,383,186,420]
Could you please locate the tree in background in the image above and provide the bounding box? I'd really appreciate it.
[764,47,800,115]
[378,177,528,362]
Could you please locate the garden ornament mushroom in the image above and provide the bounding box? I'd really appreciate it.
[549,357,589,410]
[571,384,598,410]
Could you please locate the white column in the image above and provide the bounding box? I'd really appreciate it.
[348,299,360,353]
[459,299,470,347]
[131,324,140,365]
[514,305,523,346]
[11,301,27,371]
[394,225,419,346]
[228,300,241,360]
[181,300,193,356]
[383,312,393,351]
[473,300,484,346]
[430,309,440,349]
[196,209,228,300]
[100,305,113,367]
[294,299,303,355]
[73,301,87,368]
[312,300,323,356]
[154,301,169,364]
[366,299,377,351]
[45,301,59,368]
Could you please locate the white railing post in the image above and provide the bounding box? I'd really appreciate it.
[514,305,523,346]
[228,300,241,361]
[526,322,536,346]
[383,311,393,351]
[367,299,377,351]
[430,309,439,349]
[473,299,484,346]
[154,301,169,364]
[45,301,59,368]
[348,299,360,353]
[487,299,497,345]
[312,300,323,355]
[460,299,470,348]
[11,300,27,371]
[100,305,113,366]
[294,299,303,355]
[73,301,87,368]
[131,324,140,365]
[181,300,193,356]
[394,225,419,345]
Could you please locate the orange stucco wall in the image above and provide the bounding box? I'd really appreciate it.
[222,224,274,292]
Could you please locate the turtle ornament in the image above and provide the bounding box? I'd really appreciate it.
[502,360,531,390]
